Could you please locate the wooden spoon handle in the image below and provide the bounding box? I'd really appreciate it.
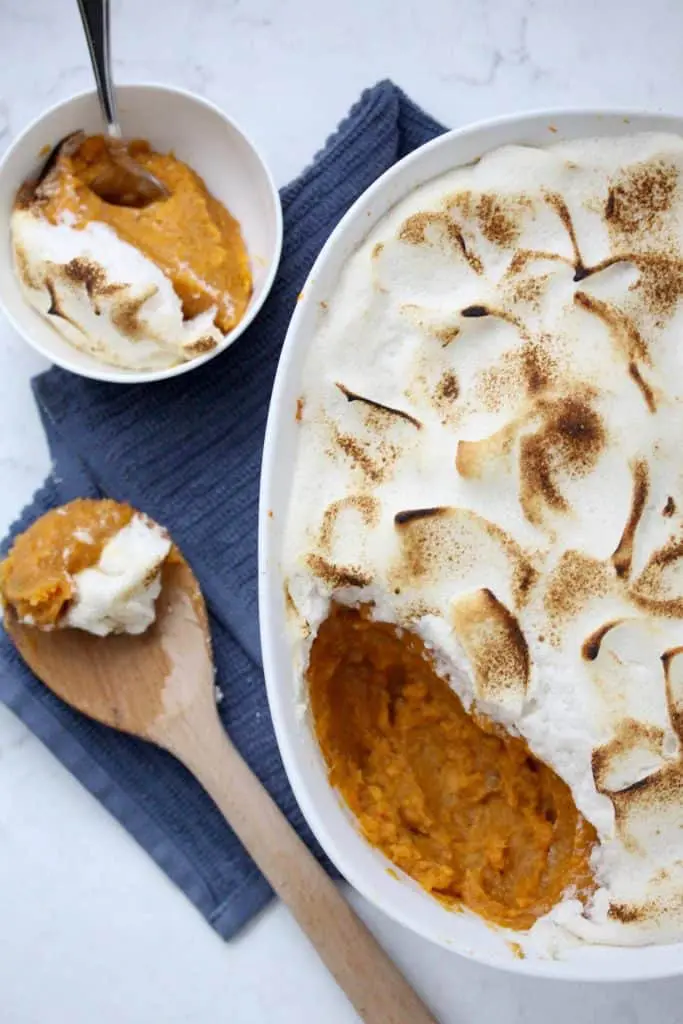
[163,705,438,1024]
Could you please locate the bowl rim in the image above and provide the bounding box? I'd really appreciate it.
[259,104,683,982]
[0,82,283,384]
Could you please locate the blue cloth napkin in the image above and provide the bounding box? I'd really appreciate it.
[0,81,445,939]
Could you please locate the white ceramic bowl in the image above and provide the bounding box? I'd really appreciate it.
[0,84,282,383]
[260,108,683,982]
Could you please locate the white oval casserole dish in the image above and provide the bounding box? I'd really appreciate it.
[259,109,683,981]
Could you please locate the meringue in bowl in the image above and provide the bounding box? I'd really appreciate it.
[0,85,282,383]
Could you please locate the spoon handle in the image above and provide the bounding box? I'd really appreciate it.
[162,702,439,1024]
[76,0,121,137]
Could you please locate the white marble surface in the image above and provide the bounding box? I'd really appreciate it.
[2,0,683,1021]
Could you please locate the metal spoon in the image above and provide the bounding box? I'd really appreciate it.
[74,0,168,207]
[4,538,438,1024]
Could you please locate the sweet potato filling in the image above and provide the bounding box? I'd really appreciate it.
[308,604,596,930]
[32,135,252,333]
[0,499,134,627]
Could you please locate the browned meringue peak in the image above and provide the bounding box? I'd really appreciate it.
[606,714,683,937]
[542,188,678,294]
[451,588,529,716]
[606,776,683,935]
[505,171,683,335]
[303,495,384,601]
[543,551,616,641]
[397,210,484,275]
[323,379,422,487]
[475,335,563,413]
[407,303,542,432]
[318,495,381,555]
[456,388,608,531]
[390,506,537,612]
[612,460,650,579]
[584,619,680,793]
[591,719,674,796]
[398,302,462,347]
[630,533,683,618]
[581,618,628,661]
[431,371,460,415]
[542,481,683,646]
[304,554,372,591]
[505,270,552,311]
[519,393,607,528]
[573,292,657,413]
[397,304,464,425]
[456,422,517,480]
[396,185,544,282]
[559,176,683,328]
[605,159,679,240]
[444,189,533,250]
[334,382,423,429]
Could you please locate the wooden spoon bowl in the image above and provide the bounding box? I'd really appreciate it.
[5,548,437,1024]
[6,557,208,737]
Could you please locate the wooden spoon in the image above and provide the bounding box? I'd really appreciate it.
[5,553,438,1024]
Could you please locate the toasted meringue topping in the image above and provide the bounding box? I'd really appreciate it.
[284,132,683,947]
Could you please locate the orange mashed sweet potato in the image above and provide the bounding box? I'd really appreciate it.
[0,499,135,628]
[308,604,596,930]
[33,135,252,333]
